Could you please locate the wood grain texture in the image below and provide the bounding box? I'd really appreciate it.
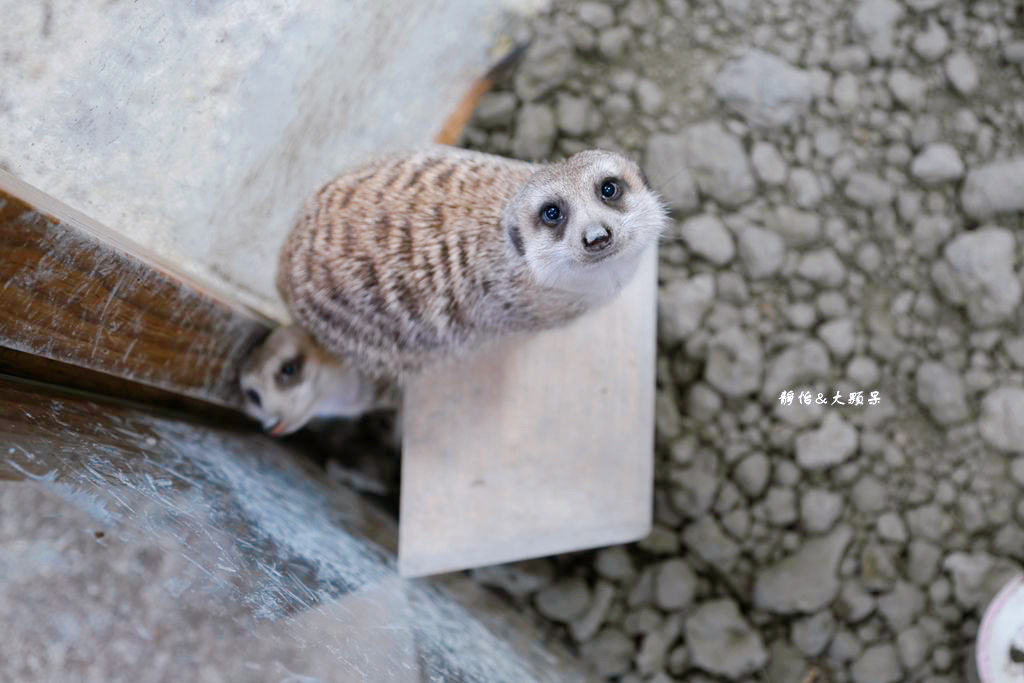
[398,246,658,577]
[0,171,270,409]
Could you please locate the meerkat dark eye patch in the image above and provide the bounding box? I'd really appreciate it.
[508,223,525,256]
[598,177,623,201]
[244,388,261,407]
[275,354,305,388]
[537,198,568,240]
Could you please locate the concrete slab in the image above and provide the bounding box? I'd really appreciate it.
[398,247,658,577]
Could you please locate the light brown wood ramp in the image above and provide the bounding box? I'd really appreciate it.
[399,247,658,577]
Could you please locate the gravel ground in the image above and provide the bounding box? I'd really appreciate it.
[459,0,1024,681]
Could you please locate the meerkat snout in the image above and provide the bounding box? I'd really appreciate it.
[582,224,612,252]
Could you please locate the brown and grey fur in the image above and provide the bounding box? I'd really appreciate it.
[278,145,667,380]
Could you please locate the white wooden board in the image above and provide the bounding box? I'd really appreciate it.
[398,247,658,577]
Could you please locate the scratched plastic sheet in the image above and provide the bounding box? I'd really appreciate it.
[0,378,590,683]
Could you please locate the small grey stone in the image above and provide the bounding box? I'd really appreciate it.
[800,488,844,533]
[576,1,615,29]
[961,157,1024,218]
[876,512,908,544]
[685,383,723,423]
[636,614,683,676]
[943,551,1021,609]
[682,517,741,572]
[839,581,876,622]
[751,142,788,185]
[581,628,635,677]
[906,504,953,542]
[832,73,860,112]
[635,78,666,115]
[787,168,824,208]
[534,577,591,623]
[1012,456,1024,487]
[888,69,927,110]
[762,338,830,402]
[555,94,593,137]
[734,452,771,498]
[763,487,798,526]
[847,356,880,387]
[705,327,764,398]
[912,20,949,61]
[471,558,553,596]
[845,172,895,206]
[931,226,1021,325]
[686,599,768,678]
[644,133,700,212]
[830,629,864,664]
[658,274,715,344]
[945,50,979,95]
[753,525,853,614]
[907,539,942,585]
[852,0,904,61]
[791,611,835,657]
[851,475,887,513]
[795,413,859,471]
[915,361,969,425]
[595,546,636,581]
[654,559,697,610]
[680,121,756,206]
[877,581,925,631]
[851,644,903,683]
[979,386,1024,452]
[639,525,680,555]
[910,214,953,256]
[712,49,814,128]
[738,226,786,279]
[680,214,736,265]
[897,626,930,670]
[597,25,632,60]
[1004,336,1024,368]
[911,143,964,184]
[473,92,518,128]
[512,104,557,160]
[570,580,617,642]
[818,318,856,359]
[797,248,847,287]
[670,467,720,518]
[514,37,575,101]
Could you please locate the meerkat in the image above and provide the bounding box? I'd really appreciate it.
[238,325,398,436]
[277,145,667,380]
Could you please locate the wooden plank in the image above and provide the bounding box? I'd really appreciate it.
[398,247,658,577]
[0,171,270,409]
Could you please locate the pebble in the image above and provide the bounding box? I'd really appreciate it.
[910,143,964,184]
[680,121,757,206]
[554,94,593,137]
[679,214,735,265]
[818,317,856,359]
[658,274,715,344]
[852,0,904,61]
[704,327,764,397]
[595,546,635,581]
[512,103,557,160]
[797,248,847,287]
[762,338,830,401]
[888,70,927,110]
[851,644,903,683]
[711,49,814,128]
[751,142,788,185]
[581,628,635,677]
[682,517,741,572]
[644,133,699,212]
[960,156,1024,218]
[795,413,859,470]
[686,599,769,678]
[534,577,592,623]
[945,50,980,95]
[845,172,895,206]
[978,386,1024,452]
[738,226,786,279]
[653,559,697,610]
[570,580,617,642]
[800,488,844,533]
[912,20,949,61]
[473,92,518,128]
[734,452,771,498]
[914,362,969,425]
[932,226,1021,325]
[635,78,666,115]
[787,168,824,208]
[791,611,835,657]
[753,525,853,614]
[576,1,615,29]
[514,36,575,101]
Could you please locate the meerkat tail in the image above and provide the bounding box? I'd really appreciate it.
[434,41,530,146]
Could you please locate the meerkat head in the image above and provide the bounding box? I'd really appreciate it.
[502,149,667,303]
[238,326,378,436]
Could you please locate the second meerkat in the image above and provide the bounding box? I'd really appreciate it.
[278,145,667,380]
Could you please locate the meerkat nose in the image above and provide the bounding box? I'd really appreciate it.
[582,224,612,252]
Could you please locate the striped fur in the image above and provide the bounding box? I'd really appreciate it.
[278,145,666,380]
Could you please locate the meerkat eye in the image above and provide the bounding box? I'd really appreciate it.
[600,178,621,200]
[541,204,563,225]
[244,388,262,407]
[276,354,305,387]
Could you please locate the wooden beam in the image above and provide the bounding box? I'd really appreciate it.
[0,171,270,409]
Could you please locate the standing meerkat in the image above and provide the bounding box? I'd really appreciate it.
[277,145,667,380]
